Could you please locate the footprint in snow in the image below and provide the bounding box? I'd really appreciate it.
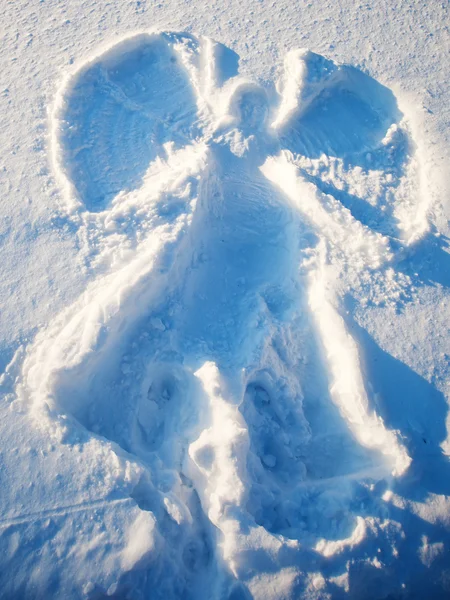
[18,31,427,598]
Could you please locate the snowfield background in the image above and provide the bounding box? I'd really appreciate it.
[0,1,449,599]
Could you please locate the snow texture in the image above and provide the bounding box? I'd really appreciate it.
[1,9,450,600]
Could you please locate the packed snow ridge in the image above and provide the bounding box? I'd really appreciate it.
[9,31,438,598]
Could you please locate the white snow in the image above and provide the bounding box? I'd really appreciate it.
[0,3,450,599]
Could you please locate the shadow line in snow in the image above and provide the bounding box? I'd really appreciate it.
[346,312,450,500]
[397,231,450,290]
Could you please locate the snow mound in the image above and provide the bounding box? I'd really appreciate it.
[11,31,440,599]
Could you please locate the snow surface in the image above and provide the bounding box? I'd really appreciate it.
[0,2,450,600]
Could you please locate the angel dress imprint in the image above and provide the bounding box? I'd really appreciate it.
[14,32,430,599]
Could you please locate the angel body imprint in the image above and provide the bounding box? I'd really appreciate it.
[15,32,428,598]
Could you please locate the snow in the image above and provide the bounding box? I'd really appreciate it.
[0,2,449,599]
